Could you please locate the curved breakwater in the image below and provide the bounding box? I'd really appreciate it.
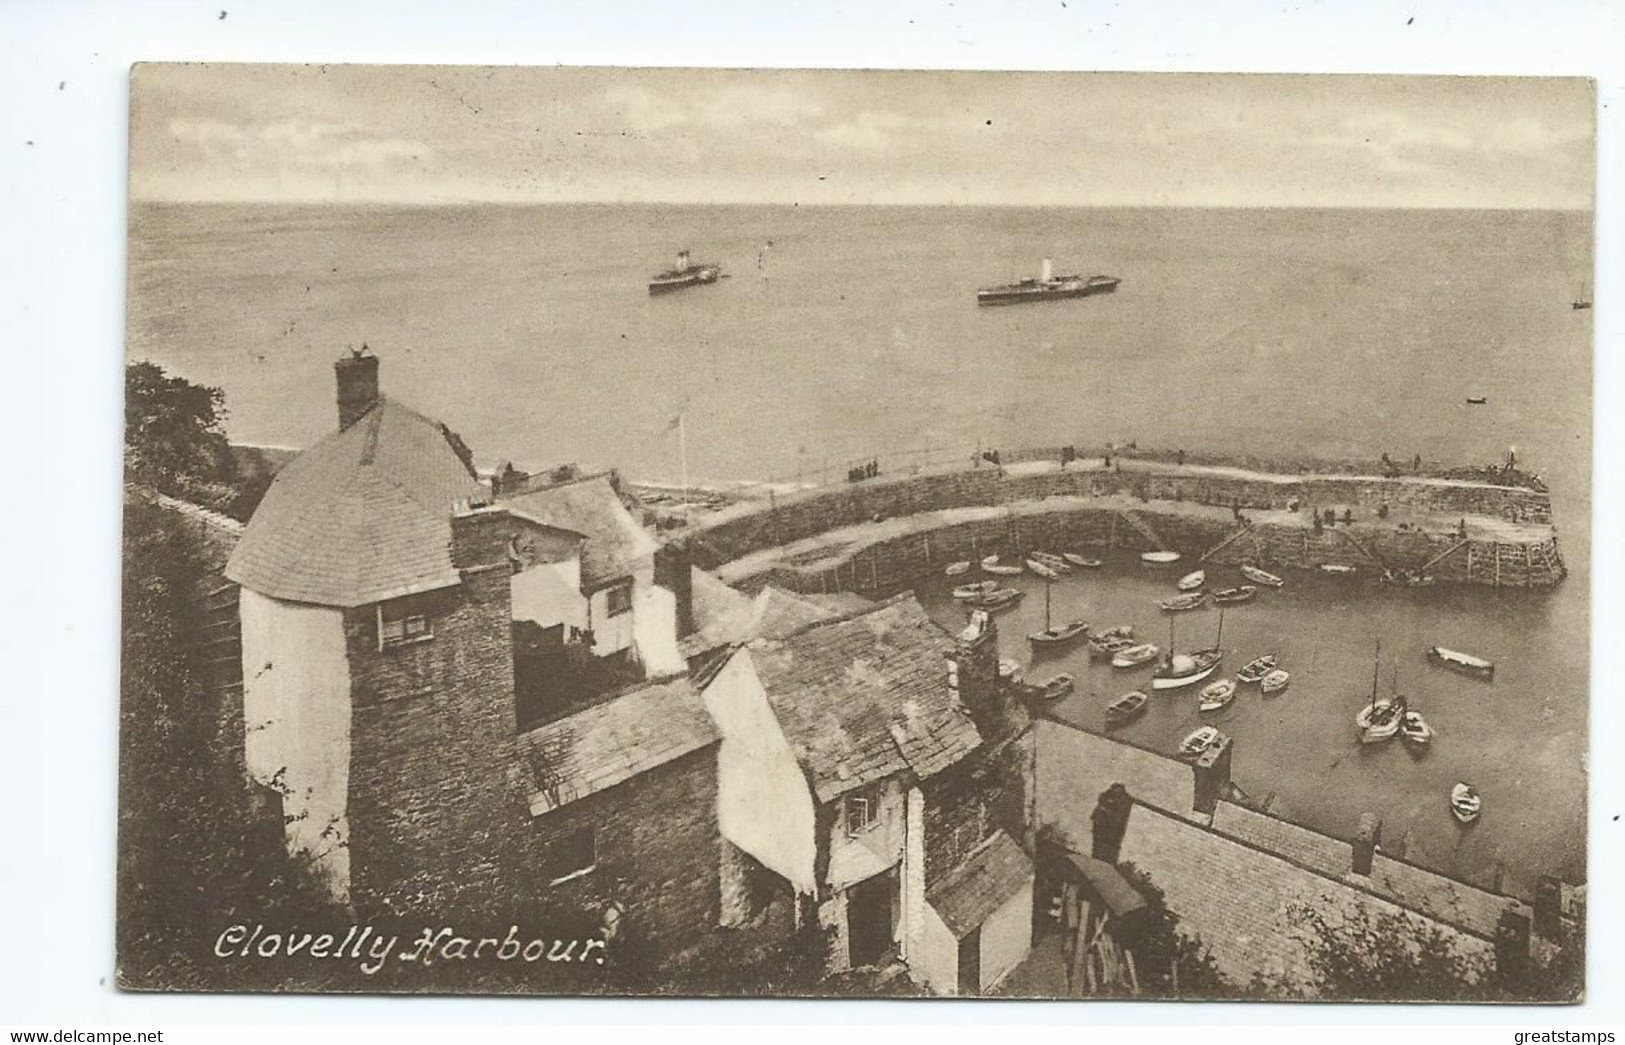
[688,456,1565,595]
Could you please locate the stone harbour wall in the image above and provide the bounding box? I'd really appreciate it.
[719,500,1564,596]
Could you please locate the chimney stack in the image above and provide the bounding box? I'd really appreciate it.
[947,610,1001,731]
[336,346,381,431]
[654,539,696,638]
[1191,733,1233,816]
[1352,812,1382,876]
[449,499,515,572]
[1090,783,1132,864]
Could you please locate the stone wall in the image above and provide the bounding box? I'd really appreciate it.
[516,745,721,964]
[686,459,1557,590]
[713,492,1564,596]
[344,564,528,911]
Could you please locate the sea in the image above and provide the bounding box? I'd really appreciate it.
[128,201,1593,897]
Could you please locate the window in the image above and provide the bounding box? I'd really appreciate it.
[605,580,634,618]
[845,789,878,834]
[545,827,596,885]
[377,594,434,650]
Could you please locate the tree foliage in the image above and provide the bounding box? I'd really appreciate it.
[125,361,272,520]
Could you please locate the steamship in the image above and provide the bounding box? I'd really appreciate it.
[976,258,1120,307]
[648,250,722,295]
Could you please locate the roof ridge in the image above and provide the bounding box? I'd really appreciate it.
[755,590,924,643]
[1131,799,1512,940]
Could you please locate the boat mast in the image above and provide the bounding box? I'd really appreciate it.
[1044,574,1052,631]
[1214,608,1224,651]
[1370,640,1382,703]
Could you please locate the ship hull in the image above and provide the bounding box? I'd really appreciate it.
[649,267,721,295]
[976,280,1119,307]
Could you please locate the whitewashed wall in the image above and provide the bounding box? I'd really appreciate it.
[699,650,817,894]
[977,874,1034,992]
[238,587,352,902]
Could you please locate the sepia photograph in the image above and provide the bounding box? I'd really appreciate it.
[119,62,1592,1002]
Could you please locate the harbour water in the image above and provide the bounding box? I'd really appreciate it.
[128,201,1592,898]
[915,561,1584,900]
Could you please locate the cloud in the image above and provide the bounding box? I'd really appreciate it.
[813,110,914,151]
[169,117,427,169]
[602,84,824,135]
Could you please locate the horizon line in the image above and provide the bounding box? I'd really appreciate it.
[129,196,1595,214]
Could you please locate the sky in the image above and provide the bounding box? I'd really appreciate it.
[128,64,1596,209]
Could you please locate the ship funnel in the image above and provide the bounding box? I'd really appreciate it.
[676,250,690,273]
[1041,257,1053,282]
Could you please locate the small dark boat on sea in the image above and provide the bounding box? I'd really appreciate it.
[1105,691,1149,728]
[1466,396,1488,405]
[976,258,1120,306]
[1039,673,1076,702]
[1236,654,1278,684]
[1029,618,1090,647]
[965,588,1024,612]
[1211,585,1258,605]
[649,250,722,295]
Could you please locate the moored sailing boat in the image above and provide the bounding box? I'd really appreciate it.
[1152,609,1225,690]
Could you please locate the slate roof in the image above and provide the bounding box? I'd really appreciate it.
[927,830,1034,939]
[501,474,656,590]
[679,578,878,659]
[521,676,719,815]
[1209,801,1512,941]
[225,399,486,607]
[1118,801,1501,992]
[748,595,983,804]
[1063,851,1149,919]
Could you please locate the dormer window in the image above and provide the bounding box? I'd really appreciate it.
[378,593,434,650]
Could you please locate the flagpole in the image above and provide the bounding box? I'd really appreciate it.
[678,411,690,514]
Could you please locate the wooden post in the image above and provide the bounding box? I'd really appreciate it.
[1494,543,1502,588]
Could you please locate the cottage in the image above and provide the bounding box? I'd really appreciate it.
[697,596,1035,994]
[223,351,710,937]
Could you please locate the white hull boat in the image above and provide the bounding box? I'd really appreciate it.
[1178,726,1222,760]
[1141,550,1182,565]
[952,580,998,600]
[1111,642,1161,668]
[1151,652,1220,689]
[1451,782,1482,823]
[1400,710,1434,747]
[1160,592,1208,612]
[1198,678,1237,712]
[1063,552,1103,568]
[1427,645,1495,680]
[1211,585,1258,605]
[1240,564,1284,588]
[1259,668,1291,694]
[1177,570,1206,592]
[1026,558,1060,580]
[981,554,1025,575]
[944,560,972,576]
[1356,699,1405,743]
